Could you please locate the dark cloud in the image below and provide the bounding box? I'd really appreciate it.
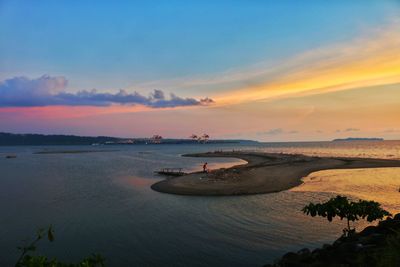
[336,128,360,133]
[151,89,165,100]
[0,75,214,108]
[199,97,214,105]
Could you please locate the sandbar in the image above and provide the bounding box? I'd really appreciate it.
[151,151,400,196]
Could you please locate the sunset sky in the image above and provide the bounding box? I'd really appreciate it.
[1,1,399,141]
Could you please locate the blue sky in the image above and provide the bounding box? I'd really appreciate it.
[1,0,397,91]
[0,1,399,140]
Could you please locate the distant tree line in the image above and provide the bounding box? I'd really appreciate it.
[0,132,120,146]
[0,132,250,146]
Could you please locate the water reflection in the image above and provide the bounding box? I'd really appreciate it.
[292,167,400,214]
[1,142,400,266]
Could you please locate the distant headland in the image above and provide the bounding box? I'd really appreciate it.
[0,132,258,146]
[332,137,384,141]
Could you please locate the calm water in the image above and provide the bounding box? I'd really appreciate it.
[1,141,400,266]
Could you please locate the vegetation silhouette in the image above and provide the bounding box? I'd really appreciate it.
[302,195,391,236]
[15,226,105,267]
[267,197,399,266]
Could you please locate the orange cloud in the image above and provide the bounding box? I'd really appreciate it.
[214,21,400,105]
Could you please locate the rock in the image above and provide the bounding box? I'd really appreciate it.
[332,238,342,246]
[336,241,360,253]
[265,215,400,266]
[297,248,311,256]
[359,226,378,237]
[281,252,299,261]
[322,244,331,250]
[355,243,364,251]
[378,218,400,230]
[359,233,385,245]
[393,213,400,221]
[311,248,321,255]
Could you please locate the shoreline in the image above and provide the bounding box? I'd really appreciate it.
[151,151,400,196]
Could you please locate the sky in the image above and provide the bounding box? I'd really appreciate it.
[0,0,399,141]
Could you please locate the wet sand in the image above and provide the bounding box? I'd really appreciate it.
[151,151,400,196]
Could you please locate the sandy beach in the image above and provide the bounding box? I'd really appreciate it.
[151,151,400,196]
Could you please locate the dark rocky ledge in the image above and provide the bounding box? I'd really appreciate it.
[265,214,400,267]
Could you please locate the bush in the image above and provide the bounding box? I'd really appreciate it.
[15,226,105,267]
[302,195,391,236]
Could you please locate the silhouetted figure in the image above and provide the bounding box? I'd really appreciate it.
[203,162,208,173]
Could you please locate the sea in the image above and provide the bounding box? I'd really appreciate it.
[1,140,399,266]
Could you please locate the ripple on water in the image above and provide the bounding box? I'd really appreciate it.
[292,167,400,214]
[1,143,400,266]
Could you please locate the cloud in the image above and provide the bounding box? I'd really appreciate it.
[344,128,360,132]
[384,129,400,133]
[336,128,360,133]
[258,128,300,136]
[207,20,400,106]
[131,20,400,109]
[0,75,68,107]
[257,128,299,136]
[199,97,214,105]
[262,128,283,135]
[151,89,165,100]
[0,75,214,108]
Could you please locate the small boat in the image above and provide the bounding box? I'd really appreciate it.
[155,168,186,177]
[5,155,17,159]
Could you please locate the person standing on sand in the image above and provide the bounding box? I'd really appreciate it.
[203,162,208,173]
